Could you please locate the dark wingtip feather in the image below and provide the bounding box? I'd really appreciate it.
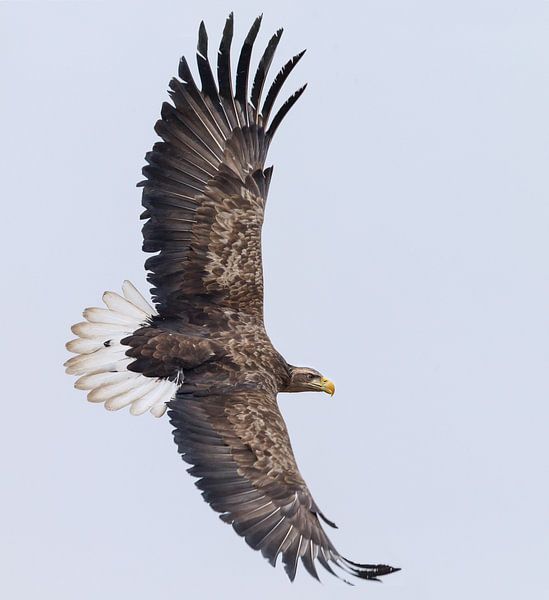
[196,20,219,101]
[178,56,195,87]
[250,28,284,114]
[198,21,207,51]
[339,558,401,581]
[217,13,234,99]
[235,15,263,107]
[266,84,307,139]
[317,511,338,529]
[261,50,306,125]
[222,12,234,36]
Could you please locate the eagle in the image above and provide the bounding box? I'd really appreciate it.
[65,14,399,584]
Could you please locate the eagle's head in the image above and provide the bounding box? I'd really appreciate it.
[284,366,335,396]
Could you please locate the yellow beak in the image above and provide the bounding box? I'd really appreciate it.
[320,377,335,396]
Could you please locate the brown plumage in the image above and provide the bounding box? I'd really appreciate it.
[65,14,399,583]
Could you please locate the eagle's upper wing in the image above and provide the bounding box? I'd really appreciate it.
[169,388,398,583]
[140,15,306,317]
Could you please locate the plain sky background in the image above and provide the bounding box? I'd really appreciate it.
[1,1,548,598]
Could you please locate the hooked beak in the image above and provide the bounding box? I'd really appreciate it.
[320,377,335,397]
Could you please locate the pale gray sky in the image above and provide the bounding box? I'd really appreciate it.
[2,1,548,598]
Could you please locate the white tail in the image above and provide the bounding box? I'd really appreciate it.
[64,281,178,417]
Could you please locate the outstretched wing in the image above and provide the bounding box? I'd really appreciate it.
[141,14,306,318]
[169,388,399,583]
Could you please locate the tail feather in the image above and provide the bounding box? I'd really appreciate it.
[65,281,177,418]
[102,291,150,321]
[66,338,105,355]
[130,379,175,416]
[121,280,158,316]
[83,307,137,326]
[74,370,134,391]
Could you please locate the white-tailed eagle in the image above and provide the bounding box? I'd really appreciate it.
[65,14,399,584]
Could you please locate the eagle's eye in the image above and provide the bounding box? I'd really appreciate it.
[306,373,315,381]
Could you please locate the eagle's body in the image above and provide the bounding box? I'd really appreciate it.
[65,14,399,583]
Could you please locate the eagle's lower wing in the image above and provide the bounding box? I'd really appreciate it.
[169,388,398,583]
[140,15,306,318]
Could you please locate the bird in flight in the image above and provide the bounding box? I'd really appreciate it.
[65,14,399,584]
